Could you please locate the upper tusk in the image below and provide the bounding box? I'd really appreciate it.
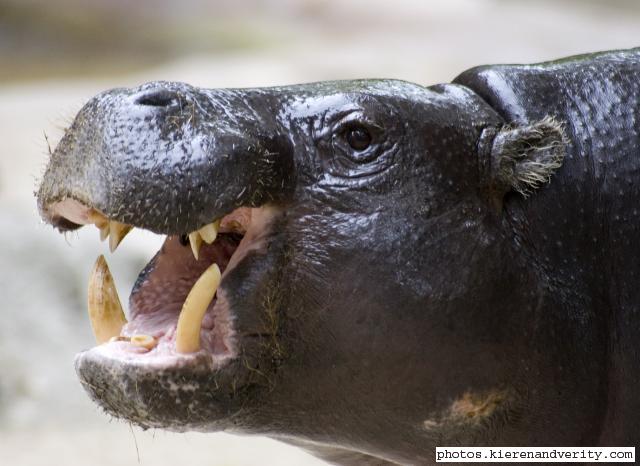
[198,220,220,244]
[109,221,132,252]
[88,210,110,241]
[88,210,108,228]
[188,231,202,260]
[99,225,110,241]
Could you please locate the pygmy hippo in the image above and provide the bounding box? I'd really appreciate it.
[37,48,640,465]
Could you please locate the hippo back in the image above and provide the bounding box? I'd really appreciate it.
[455,48,640,443]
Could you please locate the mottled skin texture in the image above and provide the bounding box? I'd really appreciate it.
[37,48,640,465]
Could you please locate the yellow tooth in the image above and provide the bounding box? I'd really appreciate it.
[99,225,110,241]
[88,210,110,241]
[175,262,221,353]
[88,210,108,228]
[88,255,128,344]
[108,335,128,343]
[109,221,132,252]
[198,220,220,244]
[130,334,157,350]
[226,220,243,233]
[188,231,202,260]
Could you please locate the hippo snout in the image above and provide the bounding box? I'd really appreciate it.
[38,81,294,235]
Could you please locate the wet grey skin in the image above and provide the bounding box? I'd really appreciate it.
[37,48,640,465]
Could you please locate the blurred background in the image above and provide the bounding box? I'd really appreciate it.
[0,0,638,464]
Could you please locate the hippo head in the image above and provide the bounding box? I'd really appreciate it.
[37,79,565,464]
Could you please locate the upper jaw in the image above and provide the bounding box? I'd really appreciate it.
[36,83,294,236]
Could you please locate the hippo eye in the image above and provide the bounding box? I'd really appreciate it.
[329,118,386,173]
[345,126,372,151]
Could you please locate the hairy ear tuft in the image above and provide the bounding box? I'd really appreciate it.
[489,116,568,196]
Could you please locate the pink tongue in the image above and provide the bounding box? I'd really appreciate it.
[128,234,237,326]
[123,297,218,339]
[122,313,174,338]
[117,233,240,357]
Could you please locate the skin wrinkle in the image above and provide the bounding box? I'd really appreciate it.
[36,48,640,464]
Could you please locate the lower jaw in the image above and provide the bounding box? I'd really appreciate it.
[74,327,278,430]
[73,308,281,430]
[73,251,241,428]
[74,347,243,430]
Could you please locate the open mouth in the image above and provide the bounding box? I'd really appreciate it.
[47,199,273,369]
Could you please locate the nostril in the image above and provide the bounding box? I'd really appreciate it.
[135,89,179,107]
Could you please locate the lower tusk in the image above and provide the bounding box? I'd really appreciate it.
[87,255,127,344]
[175,262,221,353]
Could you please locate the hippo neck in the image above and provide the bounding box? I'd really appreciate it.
[456,48,640,443]
[506,143,640,444]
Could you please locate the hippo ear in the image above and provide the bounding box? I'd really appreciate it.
[481,116,568,198]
